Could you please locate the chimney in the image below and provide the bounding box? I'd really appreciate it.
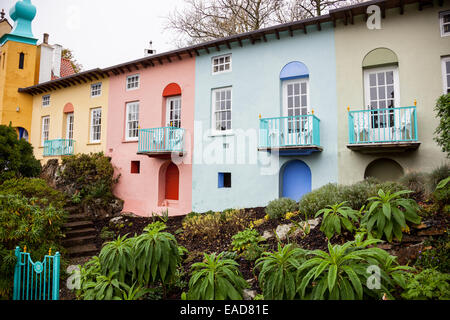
[144,41,156,57]
[43,33,49,44]
[52,44,62,78]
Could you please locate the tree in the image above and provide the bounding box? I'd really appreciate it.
[434,93,450,157]
[0,125,41,182]
[62,48,83,73]
[165,0,363,45]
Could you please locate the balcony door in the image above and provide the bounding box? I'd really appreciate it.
[166,96,181,128]
[282,79,309,145]
[66,113,74,153]
[364,67,400,141]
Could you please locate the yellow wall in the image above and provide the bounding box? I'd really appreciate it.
[0,40,37,135]
[0,20,12,38]
[29,78,109,161]
[334,3,450,184]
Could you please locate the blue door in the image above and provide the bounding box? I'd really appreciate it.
[282,160,311,201]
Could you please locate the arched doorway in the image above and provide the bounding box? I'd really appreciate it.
[364,158,403,182]
[281,160,311,201]
[165,162,179,200]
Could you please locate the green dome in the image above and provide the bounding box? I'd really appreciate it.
[9,0,37,39]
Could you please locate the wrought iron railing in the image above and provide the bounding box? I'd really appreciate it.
[138,127,185,153]
[43,139,75,157]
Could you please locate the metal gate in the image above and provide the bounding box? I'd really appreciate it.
[13,246,60,300]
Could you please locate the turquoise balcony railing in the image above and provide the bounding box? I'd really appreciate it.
[43,139,75,157]
[259,114,321,149]
[138,127,185,153]
[348,106,418,144]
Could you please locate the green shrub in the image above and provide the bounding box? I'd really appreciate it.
[0,194,66,299]
[99,234,135,283]
[231,228,265,261]
[415,234,450,273]
[133,222,181,285]
[0,177,66,209]
[362,189,421,242]
[297,234,405,300]
[0,125,41,183]
[60,153,119,206]
[265,197,299,219]
[433,93,450,157]
[427,164,450,192]
[401,268,450,300]
[432,176,450,211]
[186,252,248,300]
[299,184,342,217]
[255,243,306,300]
[315,201,360,239]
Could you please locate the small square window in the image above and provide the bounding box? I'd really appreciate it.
[91,83,102,97]
[131,161,140,174]
[42,95,50,107]
[212,54,232,74]
[127,74,140,90]
[218,172,231,188]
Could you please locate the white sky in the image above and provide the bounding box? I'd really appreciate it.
[1,0,187,70]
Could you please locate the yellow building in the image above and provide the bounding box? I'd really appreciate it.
[0,0,39,140]
[21,70,109,161]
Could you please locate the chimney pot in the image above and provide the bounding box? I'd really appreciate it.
[43,33,49,44]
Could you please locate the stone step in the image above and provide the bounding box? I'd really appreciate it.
[65,227,97,238]
[64,220,94,230]
[67,243,98,258]
[64,206,82,214]
[67,213,89,222]
[62,234,97,247]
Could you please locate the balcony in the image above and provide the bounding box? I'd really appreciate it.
[137,127,185,158]
[43,139,75,157]
[347,106,420,153]
[259,115,322,156]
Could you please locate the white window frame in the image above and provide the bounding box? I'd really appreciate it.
[212,54,232,75]
[166,96,182,128]
[42,94,50,107]
[91,82,102,97]
[125,102,139,141]
[126,74,140,91]
[363,66,401,110]
[442,56,450,94]
[211,87,232,134]
[66,113,74,140]
[90,108,102,143]
[440,10,450,37]
[41,116,50,146]
[282,78,310,116]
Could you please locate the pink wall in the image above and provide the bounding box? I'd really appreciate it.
[106,56,195,217]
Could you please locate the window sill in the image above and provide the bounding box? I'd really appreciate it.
[122,139,138,143]
[87,142,101,146]
[208,131,234,137]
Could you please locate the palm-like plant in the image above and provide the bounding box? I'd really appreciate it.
[99,234,135,283]
[255,243,306,300]
[133,222,181,286]
[362,189,421,242]
[187,252,248,300]
[81,271,125,300]
[119,282,152,300]
[315,201,360,239]
[297,235,390,300]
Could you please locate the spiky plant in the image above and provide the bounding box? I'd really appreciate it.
[315,201,360,239]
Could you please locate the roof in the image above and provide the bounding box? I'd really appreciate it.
[51,58,77,80]
[19,0,440,95]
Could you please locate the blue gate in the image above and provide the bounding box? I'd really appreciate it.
[13,246,61,300]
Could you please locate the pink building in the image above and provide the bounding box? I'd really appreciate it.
[105,52,195,217]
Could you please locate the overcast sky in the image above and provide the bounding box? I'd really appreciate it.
[1,0,187,70]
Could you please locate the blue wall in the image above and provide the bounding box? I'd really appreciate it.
[192,23,338,212]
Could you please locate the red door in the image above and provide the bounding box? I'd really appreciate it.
[165,163,179,200]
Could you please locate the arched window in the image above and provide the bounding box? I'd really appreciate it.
[163,83,182,128]
[364,158,404,182]
[19,52,25,69]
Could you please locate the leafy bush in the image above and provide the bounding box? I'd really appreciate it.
[255,243,306,300]
[362,189,421,242]
[99,234,135,283]
[186,252,248,300]
[133,222,181,285]
[401,268,450,300]
[432,176,450,212]
[0,125,41,183]
[428,164,450,192]
[60,153,119,206]
[433,93,450,157]
[265,198,299,219]
[297,234,406,300]
[231,228,265,261]
[415,234,450,273]
[0,177,66,209]
[0,194,66,299]
[315,202,360,239]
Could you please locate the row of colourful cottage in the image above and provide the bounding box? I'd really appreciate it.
[3,0,450,216]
